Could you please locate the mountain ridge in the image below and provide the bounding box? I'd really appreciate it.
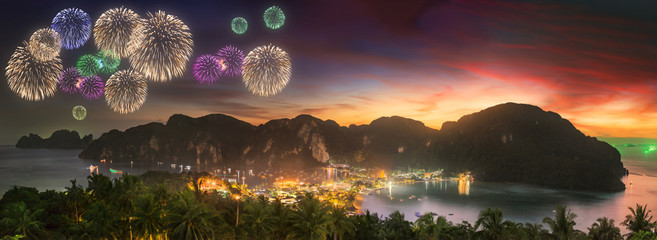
[78,102,626,191]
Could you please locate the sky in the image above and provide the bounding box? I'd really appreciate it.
[1,0,656,144]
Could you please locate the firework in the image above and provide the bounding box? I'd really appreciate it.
[51,8,92,49]
[97,51,120,74]
[242,44,292,97]
[105,70,148,114]
[94,7,142,58]
[216,45,245,78]
[76,54,100,76]
[6,43,63,101]
[27,28,61,61]
[72,105,86,120]
[80,75,104,100]
[192,54,223,84]
[231,17,248,34]
[58,67,82,94]
[263,6,285,29]
[128,11,193,82]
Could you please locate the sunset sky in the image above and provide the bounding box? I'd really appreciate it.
[1,0,657,144]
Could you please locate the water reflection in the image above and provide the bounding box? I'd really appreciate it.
[458,179,470,196]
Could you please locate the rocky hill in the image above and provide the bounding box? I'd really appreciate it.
[79,102,626,191]
[431,103,626,191]
[16,130,93,149]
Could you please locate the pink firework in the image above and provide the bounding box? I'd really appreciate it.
[59,67,82,94]
[192,54,223,84]
[216,45,244,78]
[79,75,104,100]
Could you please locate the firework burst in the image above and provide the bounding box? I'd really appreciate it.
[105,70,148,114]
[192,54,223,84]
[51,8,92,49]
[242,44,292,97]
[80,75,105,100]
[72,105,87,120]
[216,45,244,78]
[76,54,100,76]
[97,51,120,74]
[231,17,248,34]
[58,67,82,94]
[128,11,193,82]
[6,43,63,101]
[263,6,285,29]
[94,7,142,58]
[27,28,61,61]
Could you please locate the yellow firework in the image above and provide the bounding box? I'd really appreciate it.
[27,28,61,61]
[6,42,63,101]
[242,44,292,96]
[105,70,148,114]
[94,7,142,58]
[128,11,193,82]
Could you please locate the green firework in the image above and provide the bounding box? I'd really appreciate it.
[97,51,120,74]
[72,105,87,120]
[231,17,248,34]
[76,54,101,76]
[263,6,285,29]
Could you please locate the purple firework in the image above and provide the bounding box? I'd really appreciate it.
[79,75,104,100]
[216,45,244,78]
[59,67,82,94]
[193,54,223,84]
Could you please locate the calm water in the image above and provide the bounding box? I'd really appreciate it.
[1,144,656,232]
[0,146,175,194]
[361,144,657,231]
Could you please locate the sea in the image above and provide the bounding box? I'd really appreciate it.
[1,139,656,231]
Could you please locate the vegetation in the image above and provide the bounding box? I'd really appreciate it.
[0,172,655,239]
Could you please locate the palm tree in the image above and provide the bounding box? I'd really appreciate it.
[622,204,656,238]
[351,210,382,240]
[242,200,278,239]
[86,173,113,201]
[543,205,581,240]
[474,208,512,240]
[414,213,452,240]
[289,193,331,240]
[164,190,218,240]
[64,179,88,226]
[132,194,164,240]
[83,201,122,239]
[328,206,355,240]
[588,217,621,240]
[518,223,549,240]
[382,210,415,240]
[271,198,292,240]
[0,202,44,239]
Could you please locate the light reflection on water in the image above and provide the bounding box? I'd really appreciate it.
[362,146,657,232]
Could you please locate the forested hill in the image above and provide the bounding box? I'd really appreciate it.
[79,102,626,191]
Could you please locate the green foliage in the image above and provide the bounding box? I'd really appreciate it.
[473,208,514,240]
[543,205,585,240]
[0,202,44,239]
[289,193,331,240]
[0,172,654,239]
[623,204,657,238]
[588,217,622,240]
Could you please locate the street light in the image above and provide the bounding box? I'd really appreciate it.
[234,195,241,227]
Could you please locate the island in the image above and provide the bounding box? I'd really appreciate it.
[79,102,626,191]
[16,130,93,149]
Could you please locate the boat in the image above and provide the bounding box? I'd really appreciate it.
[109,168,123,174]
[415,212,421,218]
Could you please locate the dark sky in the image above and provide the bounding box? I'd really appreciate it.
[1,0,657,144]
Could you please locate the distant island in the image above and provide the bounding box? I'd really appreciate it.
[16,130,93,149]
[79,102,626,191]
